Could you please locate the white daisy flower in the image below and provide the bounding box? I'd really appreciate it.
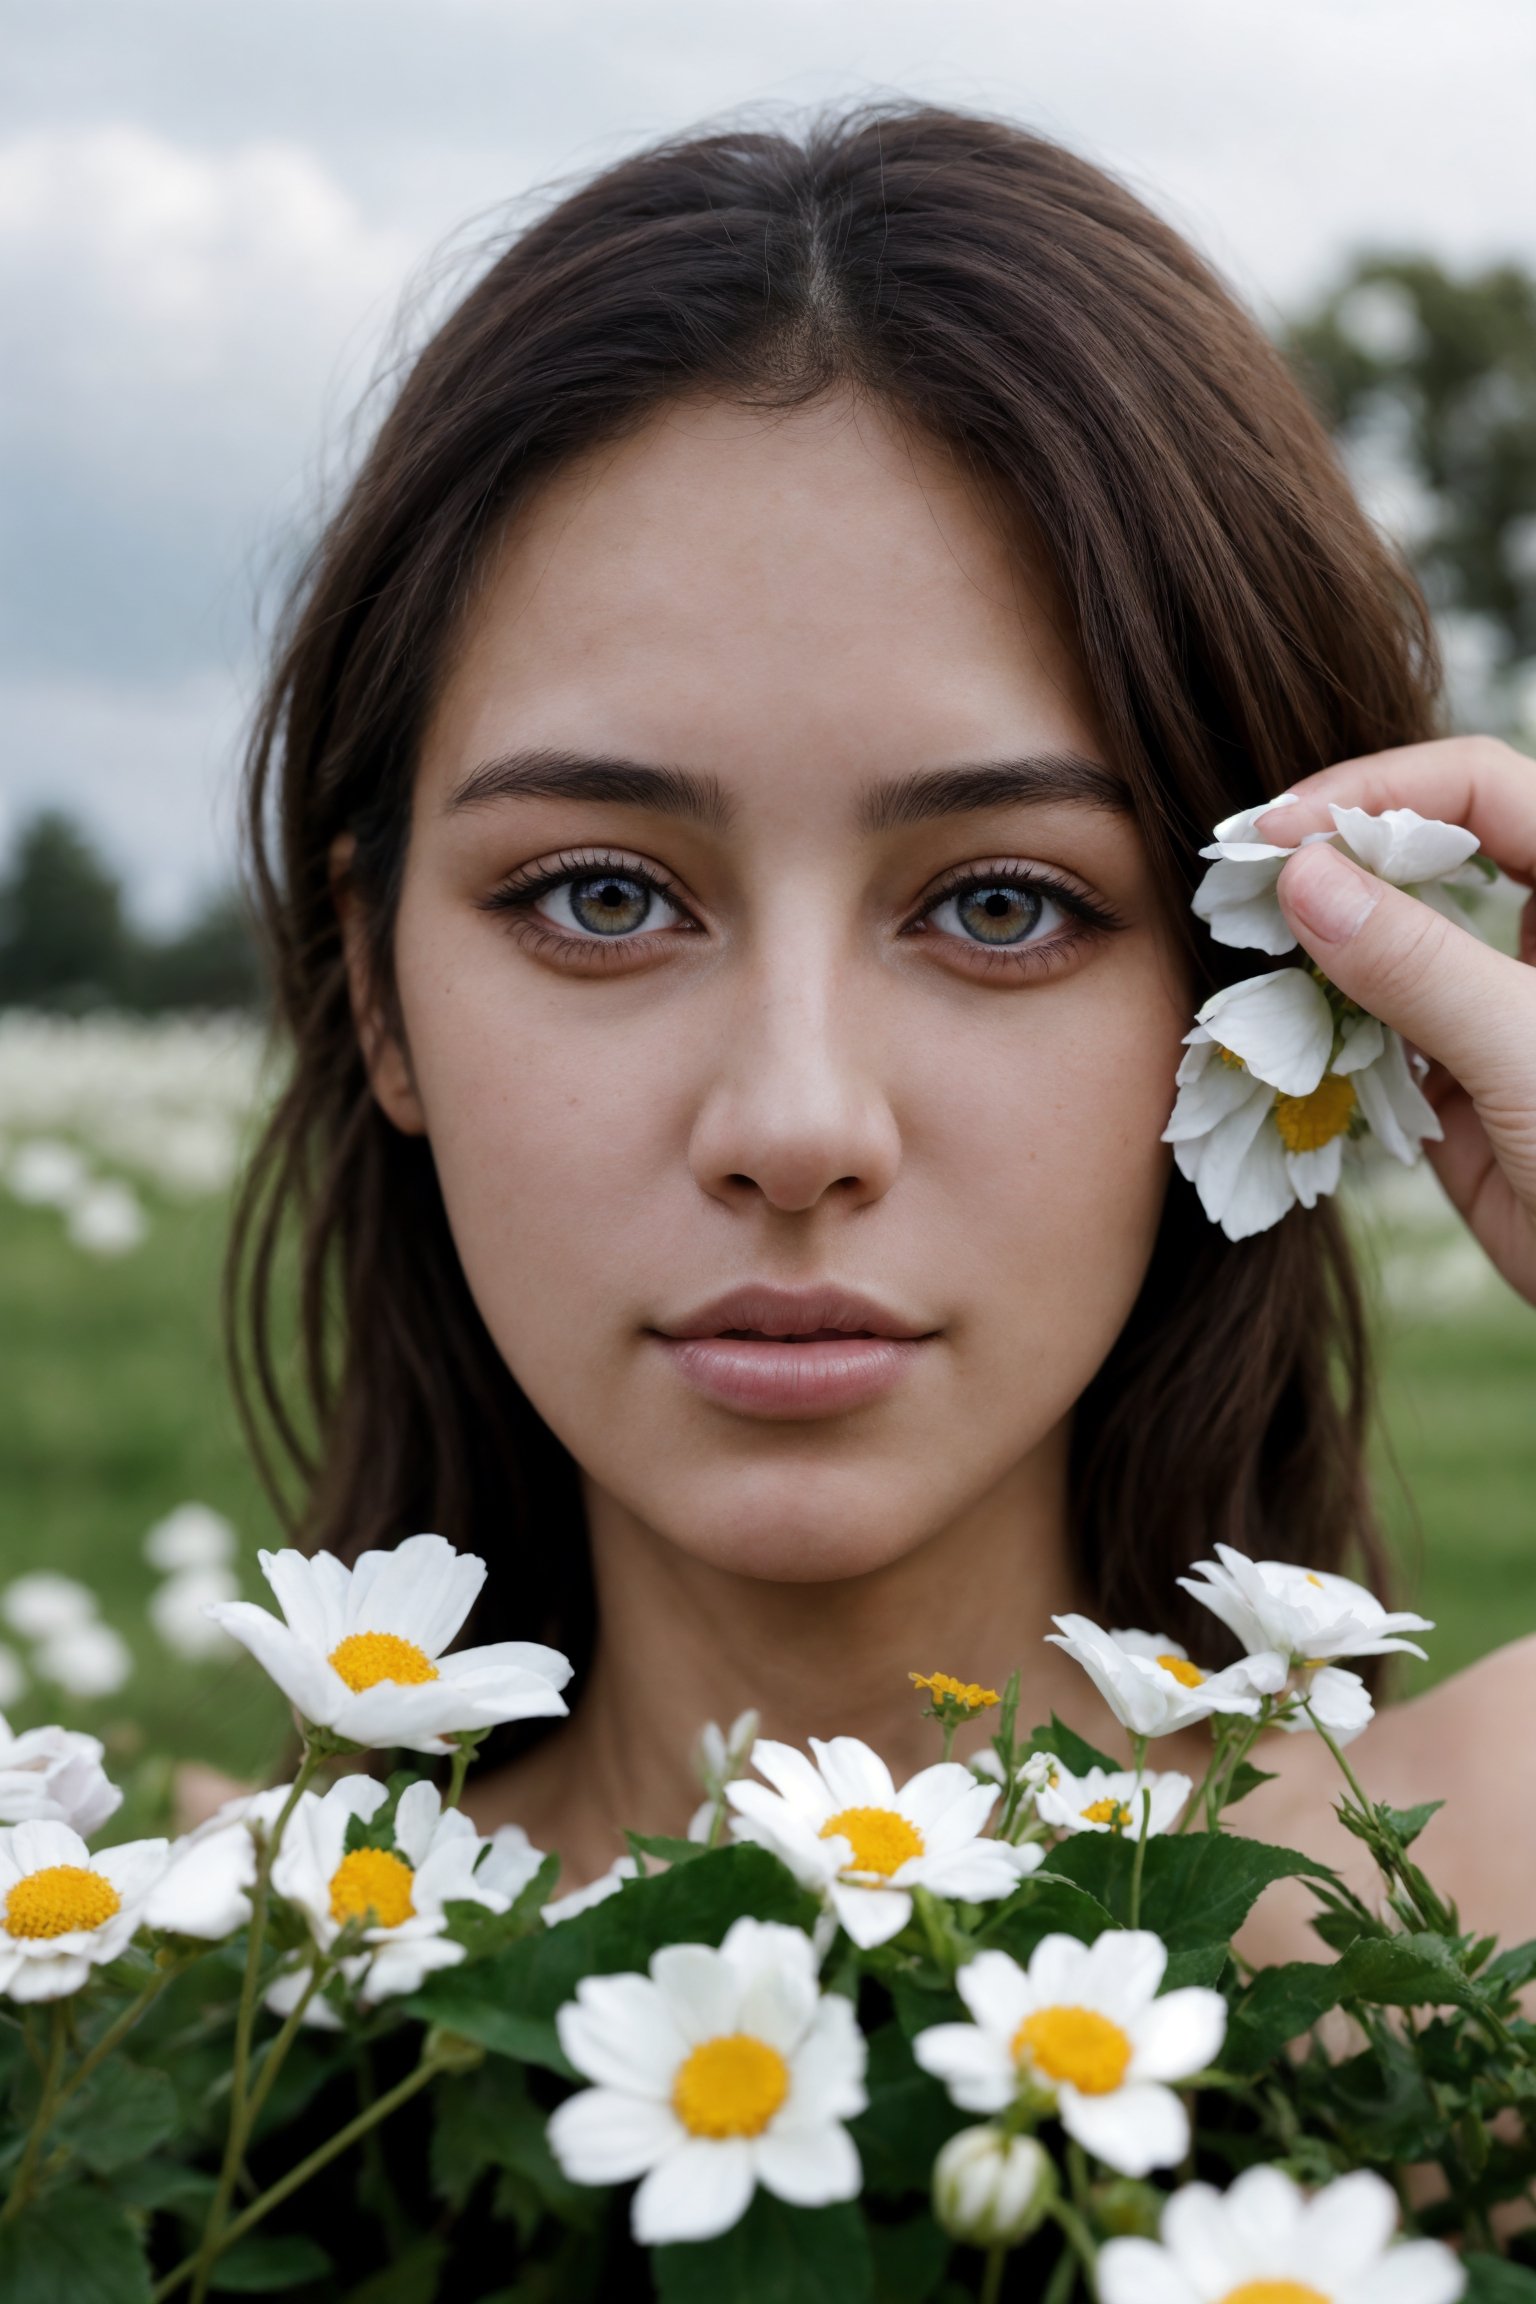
[143,1785,303,1940]
[1034,1763,1192,1838]
[150,1567,242,1661]
[1163,972,1440,1242]
[271,1776,506,2007]
[34,1620,133,1699]
[1,1571,99,1641]
[0,1716,122,1837]
[1098,2163,1465,2304]
[0,1819,168,2001]
[207,1533,572,1755]
[1281,1664,1375,1746]
[1178,1546,1432,1666]
[1193,795,1483,956]
[548,1915,867,2244]
[1045,1619,1285,1739]
[144,1502,238,1574]
[725,1737,1040,1951]
[913,1932,1226,2178]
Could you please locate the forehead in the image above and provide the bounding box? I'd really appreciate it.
[424,392,1106,792]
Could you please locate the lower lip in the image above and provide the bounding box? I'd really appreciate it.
[656,1335,924,1418]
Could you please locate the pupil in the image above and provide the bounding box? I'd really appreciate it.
[572,875,649,935]
[959,884,1042,946]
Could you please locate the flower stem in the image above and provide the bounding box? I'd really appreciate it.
[189,1744,325,2303]
[1128,1786,1152,1929]
[0,2002,67,2222]
[152,2046,451,2301]
[979,2242,1009,2304]
[445,1730,487,1811]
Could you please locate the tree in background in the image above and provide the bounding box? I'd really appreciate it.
[1287,255,1536,739]
[0,810,264,1012]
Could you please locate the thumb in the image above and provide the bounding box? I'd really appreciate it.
[1275,842,1531,1103]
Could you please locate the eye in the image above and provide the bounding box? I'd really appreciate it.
[926,878,1067,948]
[535,870,685,939]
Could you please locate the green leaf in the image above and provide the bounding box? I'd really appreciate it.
[1222,1960,1350,2073]
[1025,1715,1120,1778]
[1219,1762,1277,1811]
[1162,1943,1229,1991]
[445,1851,561,1959]
[1464,2256,1536,2301]
[1224,1932,1489,2074]
[209,2233,333,2292]
[626,1833,709,1868]
[61,2058,179,2173]
[1333,1931,1486,2011]
[431,2057,595,2229]
[867,2210,952,2302]
[342,1772,423,1855]
[1375,1800,1445,1848]
[978,1876,1116,1963]
[1048,1832,1334,1952]
[850,2025,963,2198]
[412,1844,815,2072]
[337,2239,448,2304]
[1482,1939,1536,1995]
[0,2187,151,2303]
[653,2192,873,2304]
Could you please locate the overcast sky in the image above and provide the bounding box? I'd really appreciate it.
[4,0,1535,922]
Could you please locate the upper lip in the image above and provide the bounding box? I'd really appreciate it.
[654,1284,935,1342]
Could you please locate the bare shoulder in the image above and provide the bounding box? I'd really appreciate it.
[1233,1638,1536,1967]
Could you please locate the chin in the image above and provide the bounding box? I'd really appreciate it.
[634,1459,963,1586]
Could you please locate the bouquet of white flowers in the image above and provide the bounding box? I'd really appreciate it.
[1,1528,1532,2304]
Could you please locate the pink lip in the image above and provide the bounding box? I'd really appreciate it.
[651,1285,936,1419]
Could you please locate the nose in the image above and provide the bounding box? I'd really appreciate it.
[687,941,902,1216]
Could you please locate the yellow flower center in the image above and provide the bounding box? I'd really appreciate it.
[1218,2287,1330,2304]
[1215,1045,1248,1070]
[1156,1653,1205,1689]
[4,1864,122,1940]
[673,2033,790,2139]
[1306,1573,1324,1587]
[820,1805,925,1877]
[328,1847,416,1930]
[909,1671,1000,1712]
[327,1631,439,1692]
[1013,2005,1133,2096]
[1081,1798,1132,1829]
[1273,1074,1357,1153]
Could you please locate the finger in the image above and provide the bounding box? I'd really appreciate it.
[1254,735,1536,887]
[1276,842,1536,1112]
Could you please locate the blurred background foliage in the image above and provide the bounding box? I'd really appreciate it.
[0,247,1532,1808]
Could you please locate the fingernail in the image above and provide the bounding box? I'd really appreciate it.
[1281,843,1379,945]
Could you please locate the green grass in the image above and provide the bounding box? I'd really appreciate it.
[0,1189,1531,1816]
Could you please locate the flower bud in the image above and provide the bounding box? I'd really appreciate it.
[933,2125,1057,2248]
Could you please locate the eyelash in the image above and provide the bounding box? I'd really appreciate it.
[480,849,1120,977]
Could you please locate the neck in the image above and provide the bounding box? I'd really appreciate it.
[471,1423,1126,1884]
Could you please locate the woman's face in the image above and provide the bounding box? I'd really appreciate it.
[376,395,1189,1583]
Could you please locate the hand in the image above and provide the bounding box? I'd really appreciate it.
[1255,736,1536,1305]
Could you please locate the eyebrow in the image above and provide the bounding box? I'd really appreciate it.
[446,749,733,830]
[859,755,1130,832]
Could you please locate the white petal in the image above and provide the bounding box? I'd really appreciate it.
[1097,2239,1203,2304]
[391,1780,444,1868]
[346,1535,485,1655]
[1182,1092,1281,1232]
[1355,2240,1468,2304]
[828,1879,910,1949]
[1206,792,1300,849]
[899,1763,994,1841]
[1334,1009,1386,1074]
[1285,1135,1345,1210]
[1163,1054,1269,1140]
[1197,969,1333,1096]
[783,1994,868,2124]
[1213,1114,1296,1241]
[260,1549,352,1652]
[1131,1987,1227,2081]
[4,1818,90,1873]
[1060,2079,1188,2176]
[756,2118,861,2207]
[1079,1929,1166,2020]
[548,2086,681,2184]
[1355,1032,1442,1164]
[911,2023,1016,2114]
[808,1737,895,1810]
[650,1942,743,2046]
[726,1783,838,1890]
[93,1836,169,1907]
[557,1974,688,2094]
[438,1640,572,1696]
[207,1604,343,1726]
[1298,2167,1400,2278]
[145,1829,256,1937]
[909,1844,1026,1902]
[632,2137,757,2245]
[1330,804,1479,885]
[4,1952,93,2000]
[745,1740,837,1821]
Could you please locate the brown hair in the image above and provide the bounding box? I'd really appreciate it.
[231,106,1438,1678]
